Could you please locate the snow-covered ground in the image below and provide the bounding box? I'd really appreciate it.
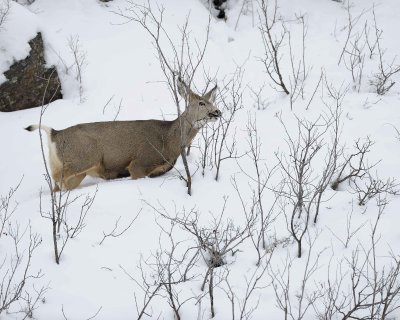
[1,0,400,319]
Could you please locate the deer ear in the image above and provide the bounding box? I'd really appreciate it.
[177,78,191,100]
[203,84,218,103]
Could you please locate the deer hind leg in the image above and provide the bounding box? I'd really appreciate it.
[51,168,66,192]
[52,165,94,191]
[148,162,174,178]
[65,163,114,190]
[63,173,86,190]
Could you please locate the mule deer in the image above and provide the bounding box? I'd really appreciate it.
[26,80,220,191]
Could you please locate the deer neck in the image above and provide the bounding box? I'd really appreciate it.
[170,110,199,148]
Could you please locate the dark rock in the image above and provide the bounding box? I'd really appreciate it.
[0,32,63,112]
[211,0,227,20]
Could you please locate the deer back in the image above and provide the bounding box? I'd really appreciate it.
[52,120,182,174]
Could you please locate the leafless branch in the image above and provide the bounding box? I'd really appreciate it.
[67,35,87,103]
[258,0,289,95]
[99,208,141,245]
[0,0,10,30]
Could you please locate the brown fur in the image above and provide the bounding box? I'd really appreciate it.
[26,81,220,191]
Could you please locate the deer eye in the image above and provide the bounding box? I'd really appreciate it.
[199,101,206,106]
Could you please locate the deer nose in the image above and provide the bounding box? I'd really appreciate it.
[209,110,222,118]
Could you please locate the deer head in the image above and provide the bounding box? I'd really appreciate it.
[177,78,221,129]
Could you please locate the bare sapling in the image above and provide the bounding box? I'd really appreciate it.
[337,2,368,66]
[351,172,399,206]
[326,200,367,248]
[116,1,216,195]
[248,83,271,110]
[102,95,124,121]
[258,0,289,95]
[199,64,245,180]
[33,77,97,264]
[223,253,273,320]
[39,184,98,264]
[148,198,254,275]
[67,35,87,103]
[338,4,400,94]
[315,197,400,319]
[331,134,399,205]
[364,18,382,60]
[287,14,309,109]
[259,0,312,108]
[339,2,368,92]
[343,29,366,92]
[331,137,377,191]
[0,0,10,30]
[275,107,342,257]
[369,7,400,95]
[99,208,140,245]
[0,178,22,237]
[313,81,345,223]
[232,113,279,265]
[234,0,255,31]
[146,198,255,317]
[269,231,324,320]
[0,184,47,318]
[121,221,199,320]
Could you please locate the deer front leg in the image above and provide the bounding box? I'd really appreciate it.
[127,160,148,180]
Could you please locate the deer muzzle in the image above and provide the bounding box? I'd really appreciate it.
[208,110,222,119]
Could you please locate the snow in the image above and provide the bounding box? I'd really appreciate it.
[1,0,400,319]
[0,1,39,83]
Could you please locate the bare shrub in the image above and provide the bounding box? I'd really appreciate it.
[327,200,367,248]
[331,135,399,206]
[67,35,87,103]
[198,64,245,180]
[337,2,368,66]
[331,137,376,191]
[99,209,140,246]
[287,14,309,109]
[102,95,124,121]
[338,4,400,95]
[0,184,47,318]
[259,0,310,108]
[149,199,253,273]
[234,0,255,31]
[269,231,324,320]
[37,79,97,264]
[315,198,400,319]
[145,198,255,317]
[223,253,273,320]
[338,2,368,92]
[343,29,366,92]
[0,178,22,237]
[39,186,98,264]
[275,107,341,257]
[232,113,279,265]
[248,83,271,110]
[258,0,289,95]
[121,221,199,320]
[369,7,400,95]
[351,173,399,206]
[0,0,10,30]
